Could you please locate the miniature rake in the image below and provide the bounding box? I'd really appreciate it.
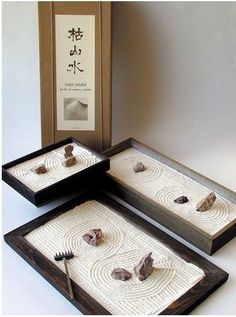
[54,251,74,299]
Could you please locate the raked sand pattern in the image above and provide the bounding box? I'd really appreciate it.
[25,200,204,315]
[108,148,236,237]
[7,143,101,192]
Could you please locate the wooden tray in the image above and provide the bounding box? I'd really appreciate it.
[4,189,228,315]
[2,137,109,206]
[102,138,236,255]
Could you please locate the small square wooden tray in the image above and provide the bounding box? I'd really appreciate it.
[2,137,110,206]
[102,138,236,255]
[4,189,228,315]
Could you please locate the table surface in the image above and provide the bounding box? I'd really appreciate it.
[2,147,236,315]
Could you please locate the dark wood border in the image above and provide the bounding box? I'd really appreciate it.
[38,2,111,152]
[2,137,110,206]
[102,138,236,255]
[4,189,228,315]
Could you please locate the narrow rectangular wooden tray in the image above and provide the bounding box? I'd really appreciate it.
[2,137,109,206]
[4,189,228,315]
[102,138,236,255]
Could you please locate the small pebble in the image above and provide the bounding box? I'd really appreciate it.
[133,162,146,173]
[31,164,47,174]
[174,196,189,204]
[134,252,154,281]
[196,192,216,212]
[64,144,74,158]
[63,156,76,167]
[82,229,103,246]
[111,268,132,281]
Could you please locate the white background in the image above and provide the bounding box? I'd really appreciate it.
[2,2,236,315]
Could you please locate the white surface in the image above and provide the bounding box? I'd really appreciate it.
[7,143,100,192]
[2,1,236,315]
[108,148,236,237]
[25,200,204,315]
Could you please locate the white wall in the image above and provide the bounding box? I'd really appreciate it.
[112,2,236,191]
[2,1,40,162]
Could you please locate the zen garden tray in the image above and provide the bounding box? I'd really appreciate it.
[4,189,228,315]
[2,137,109,206]
[103,138,236,255]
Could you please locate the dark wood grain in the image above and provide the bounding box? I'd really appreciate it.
[102,138,236,255]
[4,189,228,315]
[2,137,110,206]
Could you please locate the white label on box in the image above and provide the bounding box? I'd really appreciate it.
[55,15,95,131]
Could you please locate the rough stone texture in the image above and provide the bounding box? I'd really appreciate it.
[134,252,154,281]
[64,144,74,158]
[196,192,216,212]
[111,268,132,281]
[174,196,189,204]
[133,162,146,173]
[82,229,103,246]
[31,164,47,174]
[63,156,76,167]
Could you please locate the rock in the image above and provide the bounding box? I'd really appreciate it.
[31,164,47,174]
[134,252,154,281]
[174,196,189,204]
[64,144,74,158]
[111,268,132,281]
[196,192,216,212]
[63,156,76,167]
[82,229,103,246]
[133,162,146,173]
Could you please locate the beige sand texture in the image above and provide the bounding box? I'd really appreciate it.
[25,200,204,315]
[7,143,101,192]
[108,148,236,237]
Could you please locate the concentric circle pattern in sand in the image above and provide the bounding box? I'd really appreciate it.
[7,143,101,192]
[25,200,205,315]
[109,148,236,237]
[155,186,230,232]
[63,219,124,260]
[90,251,175,301]
[111,155,162,184]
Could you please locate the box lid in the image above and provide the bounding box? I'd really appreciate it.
[2,137,110,206]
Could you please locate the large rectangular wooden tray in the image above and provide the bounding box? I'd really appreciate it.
[4,189,228,315]
[103,138,236,255]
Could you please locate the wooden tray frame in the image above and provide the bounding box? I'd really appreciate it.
[2,137,109,206]
[102,138,236,255]
[4,189,228,315]
[38,2,111,152]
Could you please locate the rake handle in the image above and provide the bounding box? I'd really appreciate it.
[63,258,74,300]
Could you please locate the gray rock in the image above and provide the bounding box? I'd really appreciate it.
[31,164,47,174]
[174,196,189,204]
[63,156,76,167]
[196,192,216,212]
[82,229,103,246]
[64,144,74,158]
[134,252,154,281]
[111,268,132,281]
[133,162,146,173]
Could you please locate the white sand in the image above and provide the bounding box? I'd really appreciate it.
[25,200,204,315]
[108,148,236,238]
[7,143,101,192]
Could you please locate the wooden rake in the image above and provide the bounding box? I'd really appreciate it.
[54,251,74,299]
